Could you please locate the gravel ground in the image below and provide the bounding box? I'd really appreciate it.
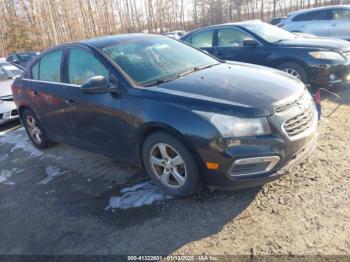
[0,86,349,256]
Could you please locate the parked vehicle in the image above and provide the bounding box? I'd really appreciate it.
[280,5,350,40]
[271,17,286,25]
[163,30,186,40]
[12,34,318,196]
[0,61,22,124]
[181,21,350,86]
[6,51,39,69]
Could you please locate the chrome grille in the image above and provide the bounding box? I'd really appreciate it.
[283,102,315,137]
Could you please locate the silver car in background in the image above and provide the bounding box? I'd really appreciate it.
[0,60,22,124]
[281,5,350,40]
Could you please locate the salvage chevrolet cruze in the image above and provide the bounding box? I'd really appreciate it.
[12,34,318,196]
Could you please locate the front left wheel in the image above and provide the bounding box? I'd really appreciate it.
[142,132,202,197]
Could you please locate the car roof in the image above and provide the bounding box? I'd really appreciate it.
[183,20,263,35]
[79,33,161,49]
[288,5,350,16]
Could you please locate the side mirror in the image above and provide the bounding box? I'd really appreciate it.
[80,76,119,94]
[12,59,19,64]
[243,39,259,47]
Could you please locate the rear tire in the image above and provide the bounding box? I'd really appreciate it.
[22,109,54,149]
[278,62,308,84]
[142,132,202,197]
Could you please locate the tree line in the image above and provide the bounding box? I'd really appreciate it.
[0,0,346,56]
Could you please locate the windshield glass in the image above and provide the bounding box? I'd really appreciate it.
[243,23,296,43]
[102,36,218,85]
[0,63,23,78]
[17,52,37,62]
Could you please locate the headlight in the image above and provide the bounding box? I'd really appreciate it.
[309,51,345,61]
[195,111,272,137]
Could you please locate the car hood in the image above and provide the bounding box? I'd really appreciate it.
[146,62,305,118]
[276,37,350,51]
[0,79,14,98]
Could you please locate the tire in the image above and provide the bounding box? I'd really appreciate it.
[277,62,309,84]
[22,109,54,149]
[142,132,202,197]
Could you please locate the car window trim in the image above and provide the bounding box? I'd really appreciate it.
[22,77,80,87]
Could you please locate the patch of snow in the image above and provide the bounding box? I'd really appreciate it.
[0,128,43,157]
[105,181,172,210]
[0,169,17,185]
[39,166,63,184]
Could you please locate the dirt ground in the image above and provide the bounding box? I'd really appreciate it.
[0,85,349,256]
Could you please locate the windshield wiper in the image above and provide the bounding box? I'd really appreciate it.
[143,75,179,87]
[143,63,220,87]
[178,63,220,77]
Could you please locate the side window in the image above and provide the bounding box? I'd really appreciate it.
[332,9,350,20]
[217,28,253,47]
[31,62,39,80]
[39,50,63,82]
[293,10,330,21]
[300,10,330,21]
[68,48,109,85]
[190,30,214,48]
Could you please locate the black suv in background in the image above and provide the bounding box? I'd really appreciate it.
[181,21,350,86]
[12,34,318,196]
[7,51,38,69]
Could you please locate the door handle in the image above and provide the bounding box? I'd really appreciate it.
[31,90,38,96]
[65,99,75,105]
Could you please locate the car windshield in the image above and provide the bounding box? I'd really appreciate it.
[243,23,296,43]
[0,63,23,78]
[17,52,37,62]
[102,36,218,86]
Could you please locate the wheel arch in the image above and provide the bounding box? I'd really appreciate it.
[136,123,207,176]
[272,56,309,70]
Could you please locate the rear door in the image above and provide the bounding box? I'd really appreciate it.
[211,27,268,65]
[329,8,350,40]
[24,49,69,140]
[62,46,129,157]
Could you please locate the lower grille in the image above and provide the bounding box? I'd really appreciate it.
[283,103,315,137]
[11,110,18,116]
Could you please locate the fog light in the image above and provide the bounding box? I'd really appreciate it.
[228,156,280,177]
[330,73,337,81]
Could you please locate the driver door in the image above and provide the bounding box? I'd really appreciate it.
[62,47,128,157]
[212,27,268,65]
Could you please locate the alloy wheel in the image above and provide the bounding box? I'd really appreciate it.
[282,68,301,80]
[149,143,187,188]
[26,115,43,144]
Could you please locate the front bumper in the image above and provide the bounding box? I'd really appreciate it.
[308,60,350,86]
[0,100,19,125]
[204,132,318,191]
